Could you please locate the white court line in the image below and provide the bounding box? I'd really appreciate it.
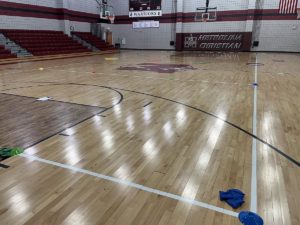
[20,152,238,218]
[250,54,258,213]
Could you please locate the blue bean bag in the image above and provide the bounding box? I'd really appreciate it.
[239,211,264,225]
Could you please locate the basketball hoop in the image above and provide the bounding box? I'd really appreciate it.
[108,15,115,24]
[195,7,217,22]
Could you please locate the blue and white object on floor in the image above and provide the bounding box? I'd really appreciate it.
[239,211,264,225]
[219,189,245,209]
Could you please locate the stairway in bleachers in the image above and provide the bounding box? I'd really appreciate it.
[0,30,91,56]
[72,32,115,51]
[0,33,32,57]
[72,34,99,52]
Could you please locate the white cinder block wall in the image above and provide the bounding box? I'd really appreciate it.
[106,0,176,50]
[110,0,300,52]
[253,0,300,52]
[0,15,64,31]
[0,0,99,33]
[0,0,299,52]
[67,0,99,32]
[181,0,250,33]
[4,0,58,7]
[0,0,62,31]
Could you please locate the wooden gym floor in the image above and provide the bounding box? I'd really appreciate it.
[0,50,299,225]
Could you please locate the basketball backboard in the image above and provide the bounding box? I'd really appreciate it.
[95,0,115,23]
[195,7,217,22]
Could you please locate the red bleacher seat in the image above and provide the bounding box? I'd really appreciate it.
[0,44,17,59]
[73,32,116,51]
[1,29,91,56]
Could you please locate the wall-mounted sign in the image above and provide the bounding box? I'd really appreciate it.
[133,21,159,29]
[129,0,162,18]
[180,32,252,51]
[129,10,162,18]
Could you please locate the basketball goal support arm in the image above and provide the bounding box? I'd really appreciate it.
[196,0,217,12]
[94,0,114,18]
[196,6,217,11]
[95,0,102,6]
[206,0,209,13]
[94,0,113,8]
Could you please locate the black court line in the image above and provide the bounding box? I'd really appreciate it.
[0,163,10,169]
[1,83,123,150]
[1,83,124,110]
[247,63,265,66]
[59,133,71,137]
[143,102,153,108]
[114,87,299,167]
[0,92,105,110]
[2,81,299,167]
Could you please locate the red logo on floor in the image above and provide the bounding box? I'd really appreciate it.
[118,63,197,74]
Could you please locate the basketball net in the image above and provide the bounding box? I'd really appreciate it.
[108,15,115,24]
[297,9,300,19]
[202,12,209,22]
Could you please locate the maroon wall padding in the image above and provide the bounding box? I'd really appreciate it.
[176,32,252,51]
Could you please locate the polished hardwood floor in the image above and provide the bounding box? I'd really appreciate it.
[0,51,299,225]
[0,93,105,149]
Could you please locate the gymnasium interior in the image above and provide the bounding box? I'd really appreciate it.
[0,0,299,224]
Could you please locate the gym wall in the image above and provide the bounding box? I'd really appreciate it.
[110,0,300,52]
[252,0,300,52]
[0,0,299,52]
[0,0,99,33]
[106,0,176,50]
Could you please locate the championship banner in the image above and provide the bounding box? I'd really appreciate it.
[129,0,162,18]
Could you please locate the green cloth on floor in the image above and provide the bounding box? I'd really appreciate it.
[0,147,24,157]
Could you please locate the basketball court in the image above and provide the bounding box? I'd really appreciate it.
[0,0,300,225]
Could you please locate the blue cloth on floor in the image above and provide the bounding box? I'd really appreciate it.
[226,198,245,209]
[219,189,245,209]
[220,189,245,201]
[239,211,264,225]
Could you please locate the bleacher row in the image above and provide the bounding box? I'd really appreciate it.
[0,30,115,58]
[73,32,115,51]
